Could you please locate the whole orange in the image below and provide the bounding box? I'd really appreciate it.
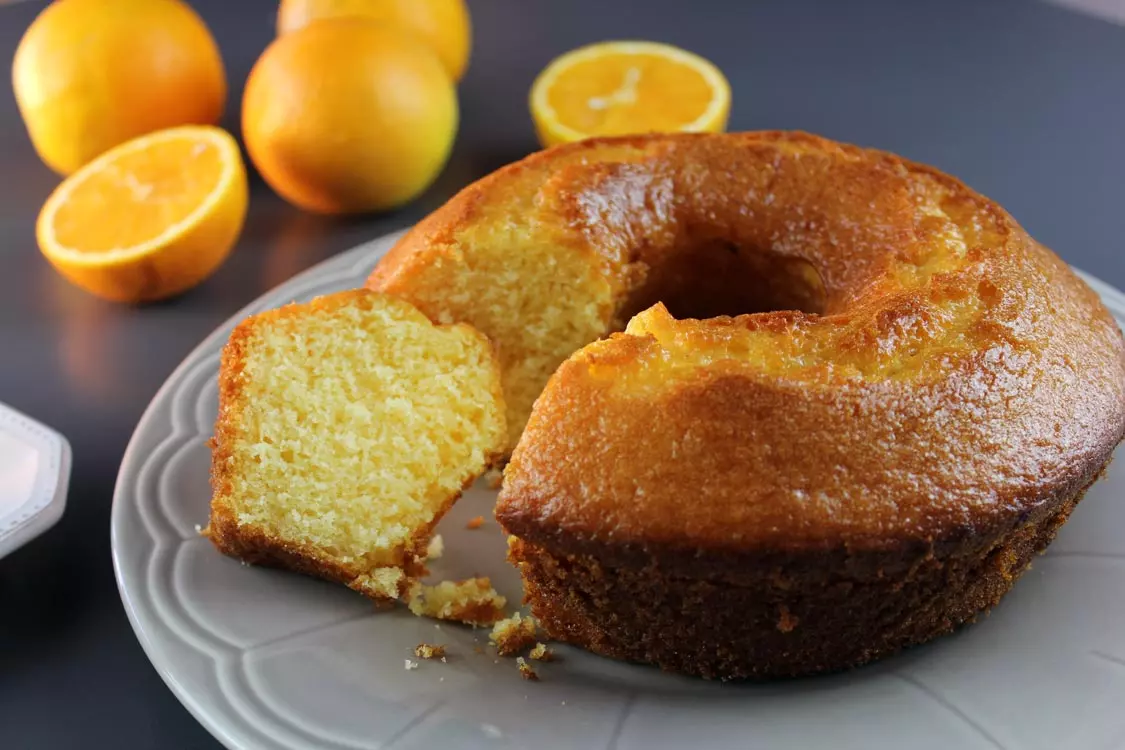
[13,0,226,175]
[242,19,458,214]
[277,0,471,82]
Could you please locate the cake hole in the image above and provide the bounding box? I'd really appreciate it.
[620,239,827,322]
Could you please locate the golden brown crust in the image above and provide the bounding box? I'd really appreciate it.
[508,465,1099,680]
[204,289,505,600]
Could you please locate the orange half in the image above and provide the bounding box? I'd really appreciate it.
[530,40,731,147]
[36,125,248,303]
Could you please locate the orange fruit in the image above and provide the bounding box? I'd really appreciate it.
[530,41,731,148]
[243,19,458,215]
[37,126,248,303]
[13,0,226,175]
[277,0,472,81]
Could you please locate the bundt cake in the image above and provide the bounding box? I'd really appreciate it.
[205,289,506,600]
[370,131,1125,678]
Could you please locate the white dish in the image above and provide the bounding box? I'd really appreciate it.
[0,401,70,560]
[112,231,1125,750]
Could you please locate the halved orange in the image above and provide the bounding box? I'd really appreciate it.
[530,41,731,148]
[37,125,248,303]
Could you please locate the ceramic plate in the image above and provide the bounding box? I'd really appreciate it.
[112,231,1125,750]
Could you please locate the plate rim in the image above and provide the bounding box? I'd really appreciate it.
[110,231,1125,750]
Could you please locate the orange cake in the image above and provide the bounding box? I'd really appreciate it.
[370,132,1125,678]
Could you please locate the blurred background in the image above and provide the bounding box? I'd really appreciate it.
[2,0,1125,747]
[1051,0,1125,24]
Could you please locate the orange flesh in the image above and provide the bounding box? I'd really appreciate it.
[51,138,225,252]
[546,53,715,135]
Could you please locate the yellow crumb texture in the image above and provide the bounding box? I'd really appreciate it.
[413,643,446,660]
[517,656,538,681]
[490,612,538,656]
[370,211,614,450]
[528,642,553,661]
[407,577,508,625]
[425,534,444,561]
[206,290,507,598]
[351,568,406,599]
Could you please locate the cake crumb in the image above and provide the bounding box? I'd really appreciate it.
[466,515,485,530]
[529,642,553,662]
[406,578,507,626]
[404,659,419,671]
[490,612,537,656]
[193,524,203,534]
[777,604,799,633]
[484,467,504,490]
[517,657,538,681]
[413,643,446,660]
[441,656,447,663]
[425,534,444,561]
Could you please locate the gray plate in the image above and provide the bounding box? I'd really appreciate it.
[112,231,1125,750]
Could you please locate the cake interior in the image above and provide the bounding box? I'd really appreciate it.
[211,293,505,577]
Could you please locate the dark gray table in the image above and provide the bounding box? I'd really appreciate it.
[2,0,1123,747]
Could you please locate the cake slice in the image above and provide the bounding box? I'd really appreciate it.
[204,289,507,600]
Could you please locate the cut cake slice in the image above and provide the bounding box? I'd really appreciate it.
[204,289,507,599]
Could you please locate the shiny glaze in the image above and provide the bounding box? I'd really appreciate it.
[495,133,1125,560]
